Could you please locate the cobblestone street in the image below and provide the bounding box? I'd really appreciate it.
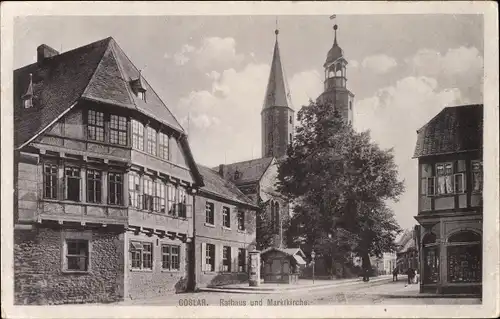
[118,278,481,306]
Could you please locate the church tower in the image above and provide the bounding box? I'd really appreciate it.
[261,28,294,158]
[317,21,355,125]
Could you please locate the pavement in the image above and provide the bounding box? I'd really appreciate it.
[198,275,392,294]
[114,276,481,306]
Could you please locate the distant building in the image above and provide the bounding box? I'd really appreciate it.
[396,229,419,275]
[413,104,483,295]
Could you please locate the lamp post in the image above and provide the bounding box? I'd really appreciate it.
[311,250,316,284]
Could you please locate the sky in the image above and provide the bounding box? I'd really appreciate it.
[14,14,484,231]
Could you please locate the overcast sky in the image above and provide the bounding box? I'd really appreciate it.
[14,15,484,230]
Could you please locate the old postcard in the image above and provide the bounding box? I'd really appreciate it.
[1,1,499,318]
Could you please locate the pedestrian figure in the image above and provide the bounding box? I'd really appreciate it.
[362,268,370,282]
[413,270,419,284]
[406,267,414,284]
[392,267,399,281]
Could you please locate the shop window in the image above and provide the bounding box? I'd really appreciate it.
[422,233,439,284]
[447,231,481,283]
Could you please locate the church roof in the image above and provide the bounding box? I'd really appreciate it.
[14,37,184,148]
[413,104,483,158]
[324,25,344,67]
[197,164,257,207]
[216,157,275,186]
[262,31,293,111]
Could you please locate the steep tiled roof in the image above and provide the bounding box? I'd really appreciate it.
[197,165,256,207]
[413,104,483,158]
[14,38,111,148]
[14,37,184,148]
[216,157,274,186]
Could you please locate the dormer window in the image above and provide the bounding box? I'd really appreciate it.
[234,170,241,180]
[137,91,146,101]
[23,98,33,109]
[130,70,147,102]
[22,73,34,109]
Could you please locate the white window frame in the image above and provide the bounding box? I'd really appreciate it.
[63,239,90,273]
[222,206,231,229]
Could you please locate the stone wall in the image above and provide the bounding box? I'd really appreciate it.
[14,225,124,305]
[125,231,191,300]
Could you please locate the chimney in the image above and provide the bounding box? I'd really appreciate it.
[37,44,59,63]
[218,164,226,178]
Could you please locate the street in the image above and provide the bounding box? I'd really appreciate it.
[118,279,481,306]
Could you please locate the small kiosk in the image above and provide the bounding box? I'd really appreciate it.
[261,247,307,284]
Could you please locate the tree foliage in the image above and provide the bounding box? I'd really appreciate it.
[277,101,404,275]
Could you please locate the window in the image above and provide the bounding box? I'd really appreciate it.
[65,167,81,201]
[436,163,454,195]
[222,206,230,228]
[178,188,188,218]
[422,177,436,196]
[447,231,481,283]
[289,116,292,124]
[205,243,215,272]
[137,91,146,101]
[155,181,166,213]
[130,241,153,270]
[23,98,33,109]
[222,246,231,272]
[237,210,245,231]
[43,163,58,199]
[472,160,483,193]
[161,244,180,271]
[158,132,170,160]
[205,202,214,225]
[87,110,104,142]
[146,126,157,156]
[167,184,176,216]
[143,177,154,211]
[238,248,246,272]
[132,120,144,151]
[65,240,89,272]
[128,172,141,209]
[110,115,127,146]
[86,169,102,203]
[108,172,123,205]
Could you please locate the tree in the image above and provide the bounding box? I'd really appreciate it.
[255,200,274,250]
[277,101,404,277]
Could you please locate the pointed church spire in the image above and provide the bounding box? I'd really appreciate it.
[262,25,291,111]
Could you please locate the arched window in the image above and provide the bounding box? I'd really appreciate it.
[422,233,439,284]
[447,231,481,283]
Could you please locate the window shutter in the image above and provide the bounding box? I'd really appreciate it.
[244,249,248,273]
[232,247,237,273]
[201,242,206,272]
[217,245,223,272]
[421,178,427,195]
